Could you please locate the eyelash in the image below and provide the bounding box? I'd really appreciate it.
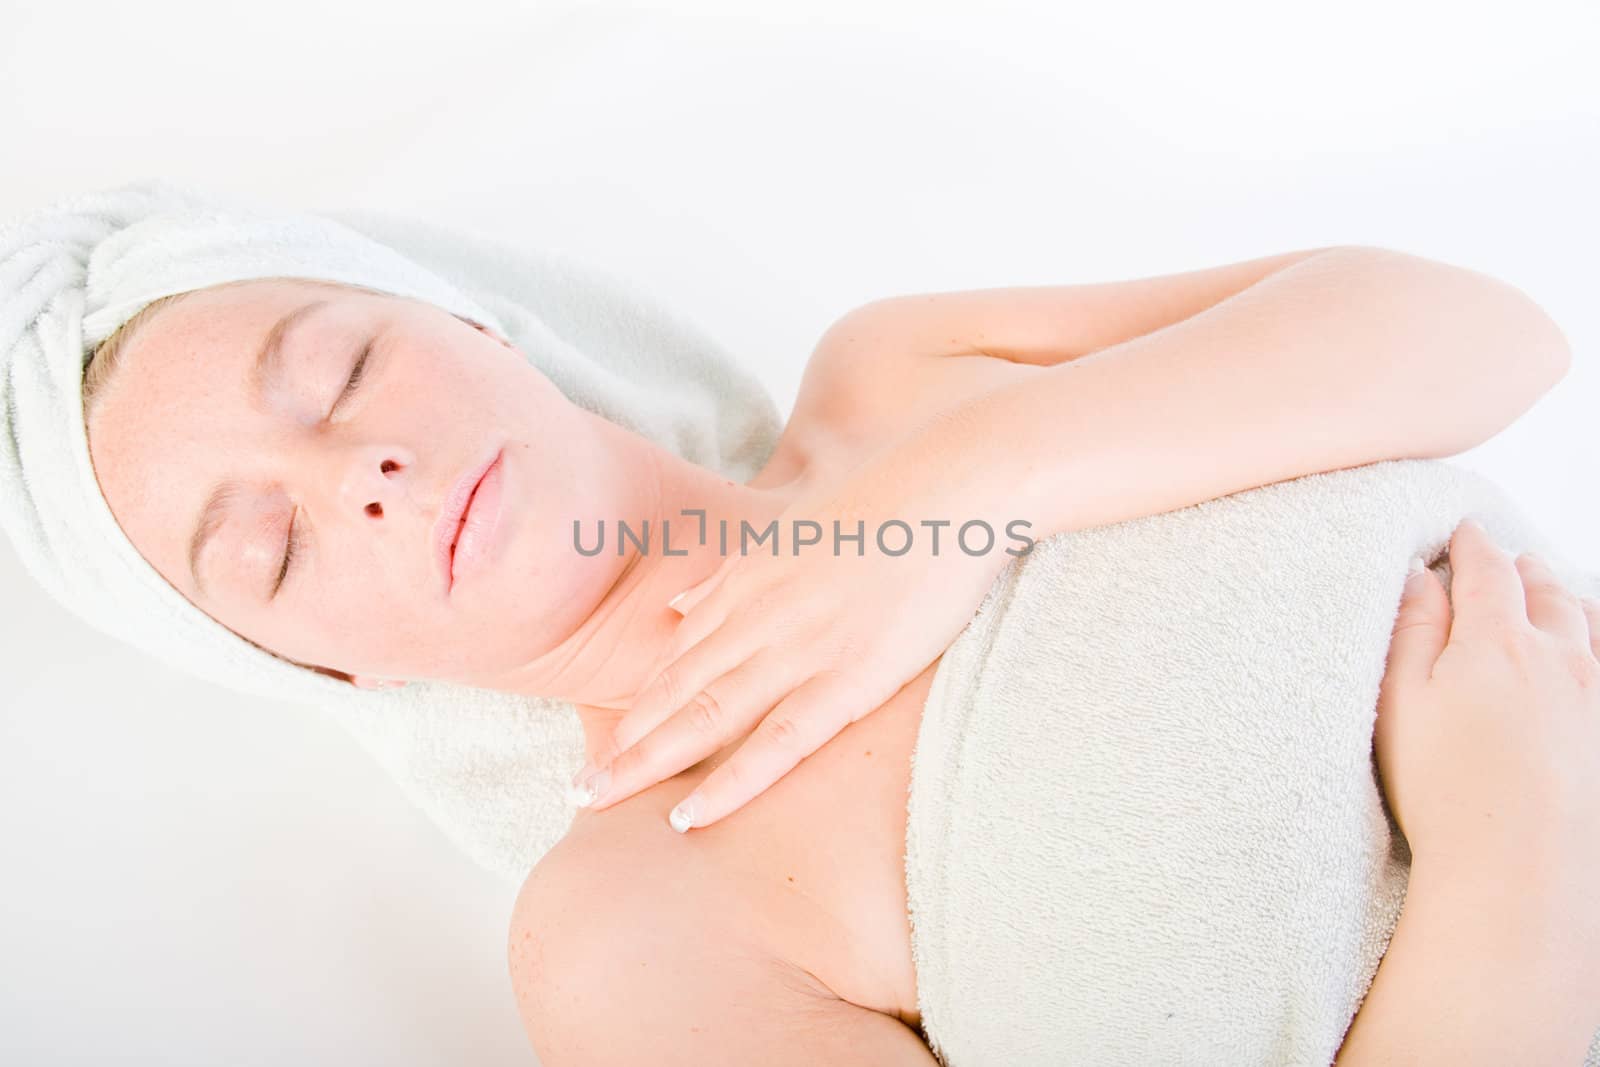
[273,341,373,597]
[275,514,304,597]
[332,340,373,414]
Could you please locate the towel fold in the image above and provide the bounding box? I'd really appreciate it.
[904,457,1600,1066]
[0,178,782,882]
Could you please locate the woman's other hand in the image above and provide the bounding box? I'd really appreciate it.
[1341,518,1600,1064]
[1375,516,1600,887]
[566,418,1029,832]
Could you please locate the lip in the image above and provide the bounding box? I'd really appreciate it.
[433,445,504,596]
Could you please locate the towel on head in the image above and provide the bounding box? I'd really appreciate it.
[903,457,1600,1066]
[0,177,782,882]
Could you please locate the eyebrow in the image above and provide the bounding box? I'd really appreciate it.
[250,298,331,413]
[187,298,331,598]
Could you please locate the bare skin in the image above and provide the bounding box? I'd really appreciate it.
[83,270,1043,1055]
[513,345,1043,1053]
[82,255,1588,1063]
[507,271,1593,1062]
[515,384,1600,1066]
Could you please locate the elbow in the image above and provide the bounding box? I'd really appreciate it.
[1466,268,1574,428]
[1468,258,1573,393]
[1339,243,1574,395]
[1492,277,1573,397]
[1539,316,1575,387]
[1539,328,1574,398]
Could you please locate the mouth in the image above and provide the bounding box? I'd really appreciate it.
[433,445,504,596]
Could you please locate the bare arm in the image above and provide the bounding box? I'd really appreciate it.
[833,246,1338,365]
[1334,859,1599,1065]
[832,246,1572,541]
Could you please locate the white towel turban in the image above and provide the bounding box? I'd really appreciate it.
[0,177,782,882]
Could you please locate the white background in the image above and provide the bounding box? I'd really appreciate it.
[2,1,1596,1063]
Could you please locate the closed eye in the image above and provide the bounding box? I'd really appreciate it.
[330,337,373,418]
[273,511,302,599]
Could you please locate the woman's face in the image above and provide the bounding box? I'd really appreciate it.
[86,277,637,688]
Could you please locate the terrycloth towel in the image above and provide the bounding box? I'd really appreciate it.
[903,457,1600,1067]
[0,178,781,883]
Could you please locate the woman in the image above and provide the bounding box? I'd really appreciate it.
[75,244,1597,1064]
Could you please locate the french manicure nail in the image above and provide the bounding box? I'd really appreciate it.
[669,795,698,833]
[668,591,688,615]
[567,768,610,808]
[1406,556,1425,576]
[565,776,595,807]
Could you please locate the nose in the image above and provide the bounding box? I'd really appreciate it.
[333,442,419,522]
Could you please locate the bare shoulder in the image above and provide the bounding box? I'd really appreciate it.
[507,827,935,1066]
[786,303,1049,466]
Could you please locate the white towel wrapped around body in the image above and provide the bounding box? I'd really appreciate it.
[903,457,1600,1067]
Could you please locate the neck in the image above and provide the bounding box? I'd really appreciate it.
[491,424,805,751]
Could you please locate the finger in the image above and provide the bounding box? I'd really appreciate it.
[1374,563,1450,840]
[672,558,765,649]
[1446,518,1529,636]
[669,554,740,617]
[1582,597,1600,661]
[582,655,797,813]
[1513,553,1588,647]
[1382,562,1452,698]
[629,597,727,713]
[573,571,761,784]
[592,577,749,770]
[612,611,754,765]
[663,575,744,671]
[666,671,858,833]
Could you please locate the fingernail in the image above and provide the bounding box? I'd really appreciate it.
[669,795,698,833]
[567,767,610,808]
[667,591,688,615]
[1406,555,1426,576]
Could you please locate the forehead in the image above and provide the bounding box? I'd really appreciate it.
[142,277,360,351]
[92,278,344,443]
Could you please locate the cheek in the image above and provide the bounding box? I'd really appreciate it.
[499,447,649,639]
[250,569,423,674]
[281,614,428,680]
